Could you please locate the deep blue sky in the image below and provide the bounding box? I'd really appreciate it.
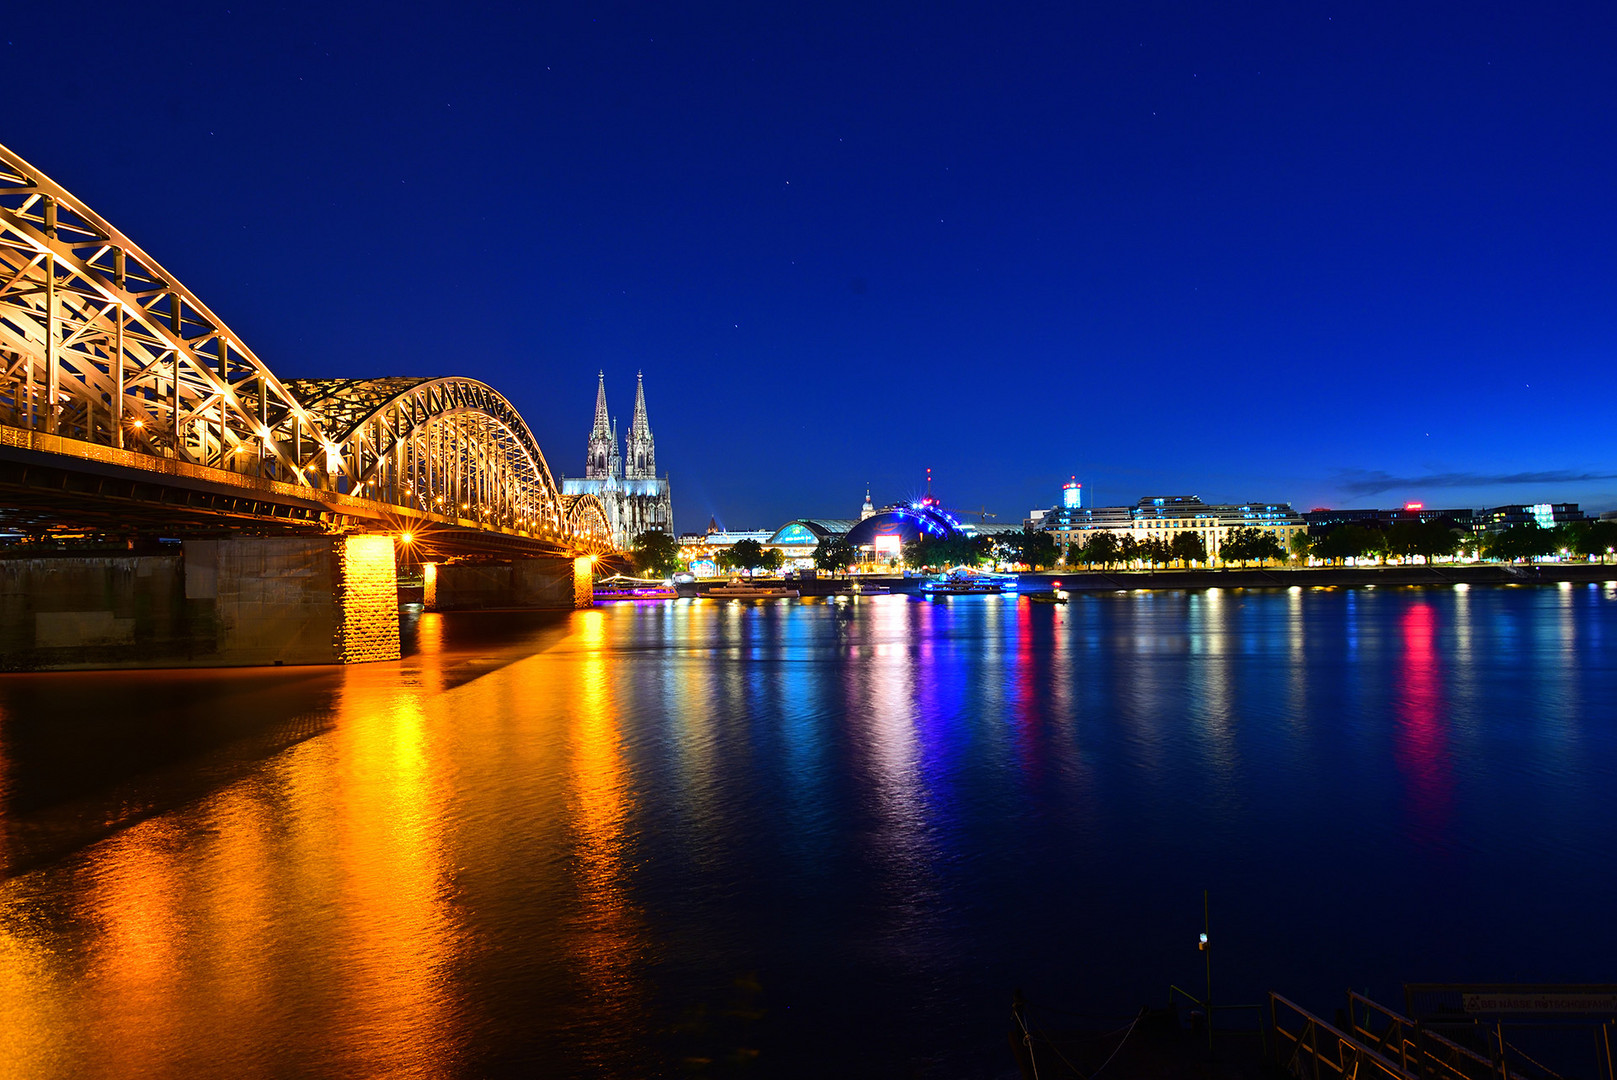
[9,3,1617,529]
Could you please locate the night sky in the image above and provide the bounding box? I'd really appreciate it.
[8,3,1616,529]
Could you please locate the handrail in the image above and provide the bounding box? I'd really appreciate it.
[1272,992,1418,1080]
[1348,991,1529,1080]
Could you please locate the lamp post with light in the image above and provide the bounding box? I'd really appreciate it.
[1200,891,1212,1052]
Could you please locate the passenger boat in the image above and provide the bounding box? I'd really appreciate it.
[593,574,677,601]
[847,582,891,595]
[703,579,801,599]
[920,569,1004,595]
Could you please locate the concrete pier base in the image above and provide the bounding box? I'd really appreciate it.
[425,556,594,611]
[0,535,400,671]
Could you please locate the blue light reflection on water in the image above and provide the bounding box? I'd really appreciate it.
[0,586,1615,1078]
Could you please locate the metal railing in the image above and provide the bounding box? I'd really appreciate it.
[1168,983,1268,1055]
[1272,993,1418,1080]
[1347,992,1526,1080]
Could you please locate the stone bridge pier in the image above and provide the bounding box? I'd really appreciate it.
[423,557,595,612]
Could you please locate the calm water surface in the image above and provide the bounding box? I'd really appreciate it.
[1,584,1616,1078]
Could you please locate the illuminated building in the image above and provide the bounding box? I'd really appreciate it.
[1049,494,1307,563]
[765,519,857,567]
[843,501,963,563]
[1480,503,1584,530]
[560,372,675,549]
[1303,505,1477,532]
[1303,503,1585,536]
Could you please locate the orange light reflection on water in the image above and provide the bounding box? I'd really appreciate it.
[566,609,645,1015]
[320,663,461,1078]
[0,658,466,1078]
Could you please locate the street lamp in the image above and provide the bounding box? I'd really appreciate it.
[1200,893,1212,1051]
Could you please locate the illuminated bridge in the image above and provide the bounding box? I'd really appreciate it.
[0,142,615,669]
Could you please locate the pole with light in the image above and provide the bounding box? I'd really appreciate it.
[1199,890,1212,1052]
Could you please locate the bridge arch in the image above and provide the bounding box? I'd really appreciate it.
[286,377,570,536]
[0,141,608,552]
[563,493,613,543]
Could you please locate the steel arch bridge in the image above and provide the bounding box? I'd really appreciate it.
[0,142,611,557]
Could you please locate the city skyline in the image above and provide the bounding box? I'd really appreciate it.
[7,3,1615,527]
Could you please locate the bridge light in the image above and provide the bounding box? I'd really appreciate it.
[259,426,272,440]
[131,419,144,429]
[400,531,414,545]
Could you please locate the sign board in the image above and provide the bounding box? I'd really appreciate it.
[1407,984,1617,1021]
[1462,993,1617,1015]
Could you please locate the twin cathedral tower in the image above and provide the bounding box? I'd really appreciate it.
[560,372,674,549]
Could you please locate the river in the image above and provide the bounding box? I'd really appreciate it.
[1,583,1615,1078]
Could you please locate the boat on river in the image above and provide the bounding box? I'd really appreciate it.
[920,568,1004,595]
[703,579,801,599]
[593,575,677,601]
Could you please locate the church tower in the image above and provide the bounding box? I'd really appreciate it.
[585,372,619,480]
[625,371,655,480]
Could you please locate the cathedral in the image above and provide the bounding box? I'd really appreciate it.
[560,372,674,550]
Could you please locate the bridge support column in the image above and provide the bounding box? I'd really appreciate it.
[426,555,595,611]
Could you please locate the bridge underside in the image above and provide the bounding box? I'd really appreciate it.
[0,429,588,560]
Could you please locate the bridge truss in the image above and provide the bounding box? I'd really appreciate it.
[0,142,611,556]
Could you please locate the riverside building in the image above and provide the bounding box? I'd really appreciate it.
[1048,494,1307,563]
[1301,503,1583,536]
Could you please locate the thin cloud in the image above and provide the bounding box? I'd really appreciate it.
[1333,469,1617,497]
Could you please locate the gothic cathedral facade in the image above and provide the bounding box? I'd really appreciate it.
[560,372,674,550]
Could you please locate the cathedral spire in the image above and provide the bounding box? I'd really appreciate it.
[625,370,656,479]
[585,372,618,479]
[591,371,611,439]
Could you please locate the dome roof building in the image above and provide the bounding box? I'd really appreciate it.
[843,502,963,553]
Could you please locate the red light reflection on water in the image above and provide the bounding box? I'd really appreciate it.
[1394,602,1452,843]
[1011,599,1044,783]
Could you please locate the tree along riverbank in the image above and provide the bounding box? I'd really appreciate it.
[1023,562,1617,592]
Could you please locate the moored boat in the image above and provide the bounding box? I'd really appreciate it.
[593,574,678,601]
[920,568,1003,595]
[703,579,800,599]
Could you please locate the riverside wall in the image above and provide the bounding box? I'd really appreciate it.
[0,536,400,671]
[1024,563,1617,591]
